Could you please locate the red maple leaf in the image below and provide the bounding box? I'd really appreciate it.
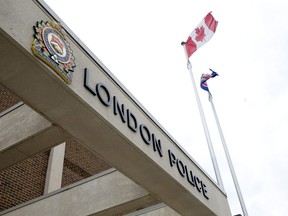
[195,26,206,42]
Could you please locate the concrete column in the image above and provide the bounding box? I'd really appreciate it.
[44,142,66,194]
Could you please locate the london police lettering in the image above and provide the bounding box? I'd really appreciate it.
[83,68,209,199]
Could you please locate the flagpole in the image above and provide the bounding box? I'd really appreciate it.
[209,94,249,216]
[181,42,224,190]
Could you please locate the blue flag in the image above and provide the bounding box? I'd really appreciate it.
[200,69,219,92]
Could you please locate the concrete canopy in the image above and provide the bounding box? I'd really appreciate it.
[0,1,231,215]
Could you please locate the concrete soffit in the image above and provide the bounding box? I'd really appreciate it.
[0,103,67,170]
[0,169,159,216]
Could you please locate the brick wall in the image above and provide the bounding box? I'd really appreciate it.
[0,152,49,211]
[0,139,113,212]
[62,139,112,187]
[0,87,21,113]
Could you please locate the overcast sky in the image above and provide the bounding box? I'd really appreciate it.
[44,0,288,215]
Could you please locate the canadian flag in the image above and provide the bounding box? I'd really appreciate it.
[185,12,218,58]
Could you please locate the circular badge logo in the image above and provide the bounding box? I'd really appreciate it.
[32,21,76,84]
[42,27,71,63]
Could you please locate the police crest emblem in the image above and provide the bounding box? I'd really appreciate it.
[32,21,76,84]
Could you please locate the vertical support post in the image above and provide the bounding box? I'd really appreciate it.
[44,142,66,194]
[210,96,249,216]
[181,42,224,190]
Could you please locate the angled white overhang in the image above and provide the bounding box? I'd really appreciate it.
[0,103,67,170]
[0,169,158,216]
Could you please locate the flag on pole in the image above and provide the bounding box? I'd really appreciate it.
[200,69,218,92]
[185,12,218,58]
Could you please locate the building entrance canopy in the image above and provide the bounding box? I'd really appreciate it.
[0,1,231,215]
